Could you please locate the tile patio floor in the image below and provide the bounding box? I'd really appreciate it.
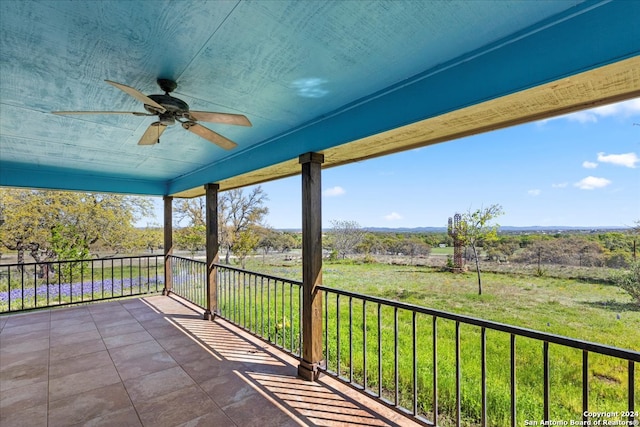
[0,295,422,427]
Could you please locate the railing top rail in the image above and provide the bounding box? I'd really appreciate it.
[214,262,303,286]
[318,285,640,362]
[167,255,303,286]
[0,254,161,269]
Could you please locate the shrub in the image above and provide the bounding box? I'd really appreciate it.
[611,260,640,305]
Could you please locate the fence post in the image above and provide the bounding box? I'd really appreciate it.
[298,152,324,381]
[162,196,173,296]
[204,183,219,320]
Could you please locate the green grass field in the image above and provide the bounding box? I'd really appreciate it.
[239,258,639,426]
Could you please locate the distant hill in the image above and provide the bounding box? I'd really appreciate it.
[276,226,629,233]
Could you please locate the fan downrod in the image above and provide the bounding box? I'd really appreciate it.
[157,78,177,93]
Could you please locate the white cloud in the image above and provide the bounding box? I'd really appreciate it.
[597,152,639,168]
[582,161,598,169]
[538,98,640,124]
[552,182,568,188]
[528,189,541,196]
[323,186,345,197]
[384,212,403,221]
[574,176,612,190]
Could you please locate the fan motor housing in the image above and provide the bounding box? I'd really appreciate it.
[145,94,189,115]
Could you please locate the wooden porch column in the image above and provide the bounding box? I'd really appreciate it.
[204,183,220,321]
[298,152,324,381]
[162,196,173,296]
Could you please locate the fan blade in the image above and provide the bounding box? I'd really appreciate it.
[183,122,237,150]
[138,123,166,145]
[188,111,252,127]
[105,80,166,113]
[52,111,152,116]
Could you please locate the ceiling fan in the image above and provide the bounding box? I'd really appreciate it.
[52,79,251,149]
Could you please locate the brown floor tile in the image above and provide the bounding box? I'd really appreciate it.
[135,385,224,427]
[174,411,238,427]
[103,330,154,349]
[200,372,259,408]
[2,312,50,329]
[0,402,47,427]
[49,337,106,360]
[220,391,302,427]
[0,320,50,338]
[49,349,113,379]
[50,314,94,329]
[181,355,232,384]
[0,336,49,356]
[162,339,217,365]
[49,364,120,402]
[98,320,146,338]
[113,349,178,380]
[0,380,48,413]
[49,329,102,347]
[70,406,142,427]
[0,327,50,345]
[124,366,195,403]
[0,356,48,392]
[108,339,166,364]
[49,320,97,336]
[48,383,134,427]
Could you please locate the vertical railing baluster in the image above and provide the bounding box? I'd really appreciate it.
[481,327,487,427]
[363,300,368,391]
[543,341,550,423]
[280,280,287,348]
[289,282,293,352]
[349,296,353,383]
[378,303,382,398]
[394,307,399,406]
[629,360,635,424]
[433,316,438,425]
[243,272,247,328]
[298,287,302,357]
[511,334,516,427]
[337,294,341,377]
[261,277,264,338]
[456,321,461,427]
[80,261,84,302]
[267,278,271,341]
[413,311,417,416]
[324,290,329,370]
[583,350,589,423]
[274,278,278,346]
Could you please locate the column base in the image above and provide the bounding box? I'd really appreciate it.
[203,310,215,321]
[162,288,171,296]
[297,359,322,381]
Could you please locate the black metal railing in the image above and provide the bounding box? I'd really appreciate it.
[318,286,639,426]
[216,263,302,358]
[170,255,207,308]
[166,257,303,358]
[0,255,164,313]
[163,259,638,426]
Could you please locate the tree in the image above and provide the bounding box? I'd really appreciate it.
[612,260,640,306]
[173,186,269,263]
[456,204,504,295]
[0,189,151,270]
[328,220,365,259]
[220,187,268,264]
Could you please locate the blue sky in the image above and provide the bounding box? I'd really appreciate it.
[145,98,640,229]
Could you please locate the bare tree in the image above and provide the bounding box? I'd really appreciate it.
[329,220,365,259]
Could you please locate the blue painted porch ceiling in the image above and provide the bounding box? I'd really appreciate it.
[0,1,638,195]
